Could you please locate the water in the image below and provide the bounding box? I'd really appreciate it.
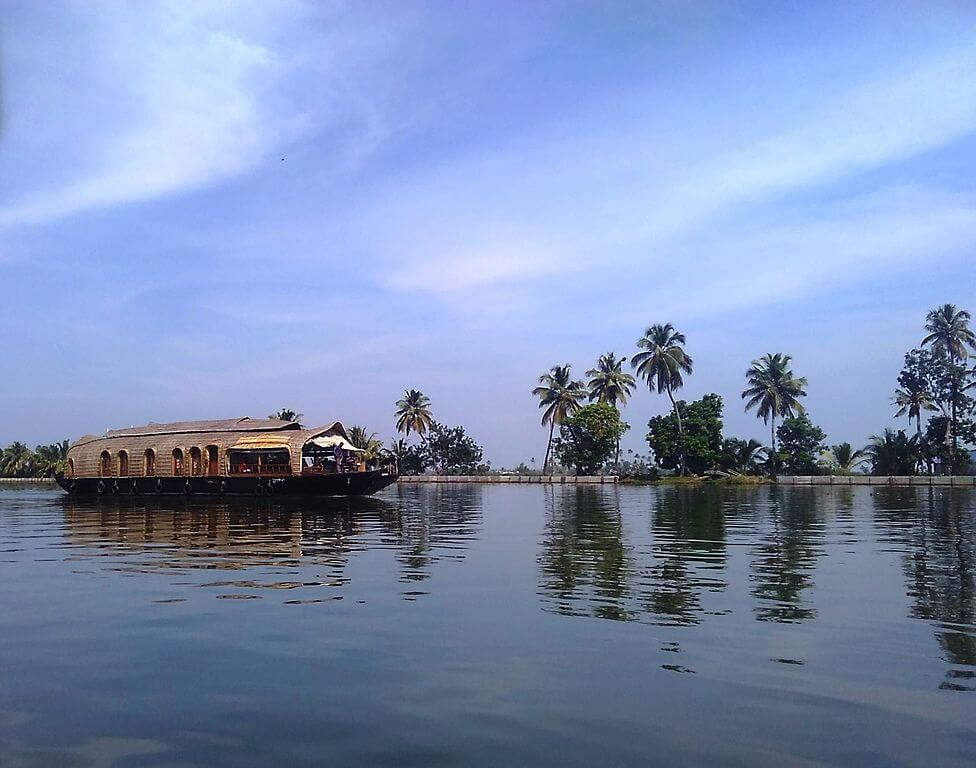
[0,484,973,767]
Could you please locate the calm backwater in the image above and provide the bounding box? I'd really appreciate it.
[1,484,974,767]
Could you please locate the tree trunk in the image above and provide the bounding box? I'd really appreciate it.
[543,420,555,474]
[950,385,958,475]
[770,416,777,477]
[667,386,685,476]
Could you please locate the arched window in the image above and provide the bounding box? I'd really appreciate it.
[189,447,202,476]
[118,450,129,477]
[144,449,156,476]
[100,451,112,477]
[66,458,75,479]
[173,448,184,475]
[206,445,219,476]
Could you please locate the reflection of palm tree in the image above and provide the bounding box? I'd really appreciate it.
[643,487,728,625]
[539,486,631,620]
[876,487,976,684]
[533,365,586,473]
[632,324,694,475]
[385,484,483,583]
[750,487,823,623]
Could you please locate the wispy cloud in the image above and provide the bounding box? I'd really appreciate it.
[0,2,403,228]
[371,42,976,307]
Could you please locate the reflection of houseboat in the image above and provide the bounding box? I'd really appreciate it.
[56,418,398,496]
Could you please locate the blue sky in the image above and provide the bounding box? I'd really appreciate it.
[1,1,974,465]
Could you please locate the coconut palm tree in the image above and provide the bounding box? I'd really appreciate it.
[631,323,694,475]
[718,437,765,474]
[587,353,636,468]
[830,442,866,473]
[348,425,383,463]
[864,429,920,476]
[269,408,303,425]
[34,440,70,477]
[586,353,636,406]
[893,383,935,439]
[921,304,975,472]
[922,304,976,362]
[533,364,586,473]
[1,442,37,477]
[394,389,434,440]
[741,353,808,466]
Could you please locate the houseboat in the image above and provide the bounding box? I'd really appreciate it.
[56,417,398,497]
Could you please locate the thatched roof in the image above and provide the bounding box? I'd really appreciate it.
[66,418,351,478]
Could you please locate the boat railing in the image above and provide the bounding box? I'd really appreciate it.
[228,464,293,477]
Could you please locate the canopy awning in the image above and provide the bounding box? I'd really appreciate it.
[230,435,294,450]
[309,435,364,452]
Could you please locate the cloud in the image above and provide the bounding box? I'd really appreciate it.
[0,2,344,227]
[367,42,976,306]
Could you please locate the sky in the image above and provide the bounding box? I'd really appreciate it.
[1,0,975,466]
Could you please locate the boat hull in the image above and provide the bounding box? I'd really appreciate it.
[56,469,398,497]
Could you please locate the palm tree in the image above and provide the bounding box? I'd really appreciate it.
[348,425,383,463]
[864,429,920,476]
[631,323,694,474]
[389,438,410,458]
[269,408,303,425]
[34,440,70,477]
[587,353,636,467]
[921,304,975,472]
[586,353,636,406]
[1,442,37,477]
[533,364,586,473]
[922,304,976,362]
[893,383,934,439]
[719,437,765,474]
[741,353,808,466]
[830,442,866,473]
[394,389,434,440]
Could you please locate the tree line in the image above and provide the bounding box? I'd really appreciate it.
[4,305,971,479]
[0,441,70,478]
[532,303,976,477]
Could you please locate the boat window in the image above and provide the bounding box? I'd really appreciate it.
[228,450,259,474]
[206,445,219,476]
[228,449,290,475]
[189,447,202,476]
[173,448,184,475]
[144,449,156,476]
[100,451,112,477]
[66,458,74,479]
[118,450,129,477]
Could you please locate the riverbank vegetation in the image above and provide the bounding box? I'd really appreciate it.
[531,302,975,480]
[2,305,972,481]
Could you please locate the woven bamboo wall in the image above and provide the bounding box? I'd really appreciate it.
[67,423,348,478]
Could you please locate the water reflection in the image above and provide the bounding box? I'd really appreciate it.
[749,487,825,623]
[872,487,975,690]
[58,486,483,594]
[385,484,483,583]
[536,483,975,690]
[539,486,630,620]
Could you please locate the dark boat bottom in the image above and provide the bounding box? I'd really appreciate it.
[56,470,397,497]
